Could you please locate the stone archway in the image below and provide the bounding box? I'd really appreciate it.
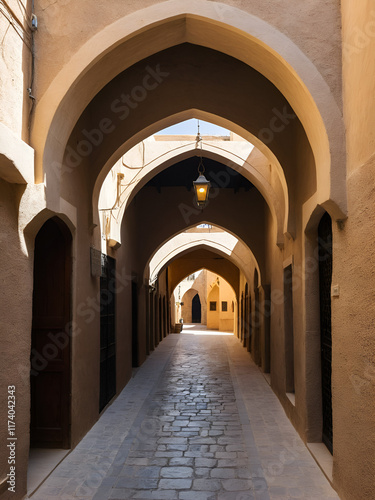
[34,1,346,224]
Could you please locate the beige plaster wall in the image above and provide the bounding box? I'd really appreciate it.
[33,0,341,103]
[0,181,32,498]
[331,2,375,498]
[0,0,31,140]
[216,276,235,333]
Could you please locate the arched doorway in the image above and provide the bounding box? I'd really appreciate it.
[244,283,249,350]
[192,294,202,323]
[318,212,333,454]
[30,218,72,449]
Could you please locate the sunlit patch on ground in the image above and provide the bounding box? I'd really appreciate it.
[180,323,233,336]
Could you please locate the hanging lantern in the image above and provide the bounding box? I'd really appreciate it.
[193,124,211,208]
[193,158,211,208]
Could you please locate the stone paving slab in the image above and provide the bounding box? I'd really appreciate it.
[31,331,340,499]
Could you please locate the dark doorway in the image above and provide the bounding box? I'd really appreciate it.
[318,212,333,454]
[240,293,244,342]
[154,293,159,348]
[163,296,167,337]
[159,296,162,342]
[284,264,295,393]
[244,284,249,349]
[131,279,139,367]
[99,255,117,412]
[192,294,201,323]
[149,291,155,351]
[30,218,72,449]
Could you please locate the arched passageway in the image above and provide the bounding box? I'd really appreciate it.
[6,2,374,499]
[24,27,343,495]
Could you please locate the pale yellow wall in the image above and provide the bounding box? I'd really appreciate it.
[174,269,235,331]
[205,271,235,332]
[218,276,235,332]
[207,284,220,330]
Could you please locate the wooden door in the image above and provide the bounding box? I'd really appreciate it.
[31,218,72,449]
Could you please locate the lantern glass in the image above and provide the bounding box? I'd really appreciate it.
[193,174,211,207]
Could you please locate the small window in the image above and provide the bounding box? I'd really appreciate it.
[210,301,217,311]
[231,301,234,313]
[222,301,228,312]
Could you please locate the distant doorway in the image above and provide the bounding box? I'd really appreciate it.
[30,218,72,449]
[192,294,202,323]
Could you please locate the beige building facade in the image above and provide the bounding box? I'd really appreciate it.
[0,1,375,499]
[176,269,236,332]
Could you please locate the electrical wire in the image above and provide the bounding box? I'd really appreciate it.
[0,0,30,30]
[28,24,36,137]
[0,5,31,49]
[0,0,35,137]
[15,0,29,23]
[27,0,36,138]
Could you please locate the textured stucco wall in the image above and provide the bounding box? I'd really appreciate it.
[0,181,32,498]
[333,2,375,498]
[0,0,31,140]
[33,0,341,102]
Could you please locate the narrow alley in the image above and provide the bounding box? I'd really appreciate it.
[32,328,339,500]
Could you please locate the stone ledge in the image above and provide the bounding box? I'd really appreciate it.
[307,442,334,484]
[0,123,34,184]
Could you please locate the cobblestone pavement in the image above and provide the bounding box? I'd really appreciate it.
[32,328,340,500]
